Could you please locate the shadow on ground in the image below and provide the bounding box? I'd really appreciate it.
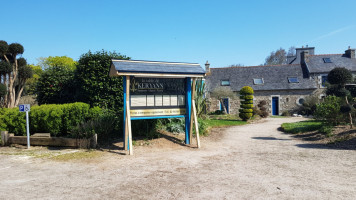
[278,127,356,150]
[252,137,290,141]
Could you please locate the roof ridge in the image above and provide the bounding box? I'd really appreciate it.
[111,59,200,66]
[212,64,300,69]
[308,54,343,57]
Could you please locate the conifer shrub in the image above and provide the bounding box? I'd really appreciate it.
[239,86,254,121]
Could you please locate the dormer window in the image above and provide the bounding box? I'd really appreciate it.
[253,78,264,85]
[288,77,299,83]
[221,80,230,86]
[323,58,332,63]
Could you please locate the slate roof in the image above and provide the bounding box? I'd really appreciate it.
[111,59,205,75]
[305,54,356,73]
[205,64,317,92]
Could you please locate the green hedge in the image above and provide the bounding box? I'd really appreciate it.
[0,102,102,137]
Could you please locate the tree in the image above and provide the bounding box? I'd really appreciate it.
[24,64,43,95]
[0,40,33,108]
[210,86,235,114]
[287,46,296,56]
[74,50,130,109]
[264,48,287,65]
[326,67,353,127]
[239,86,254,121]
[36,65,75,104]
[264,46,296,65]
[38,56,77,71]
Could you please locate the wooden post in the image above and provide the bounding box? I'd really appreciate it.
[189,78,196,144]
[192,99,201,148]
[126,102,133,155]
[125,76,130,151]
[126,76,133,155]
[123,76,127,150]
[189,78,200,148]
[1,131,9,146]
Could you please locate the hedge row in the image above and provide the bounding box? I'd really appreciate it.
[0,102,102,137]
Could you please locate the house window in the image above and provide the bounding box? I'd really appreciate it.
[288,77,299,83]
[321,75,327,87]
[296,97,305,105]
[253,78,264,85]
[323,58,332,63]
[221,80,230,86]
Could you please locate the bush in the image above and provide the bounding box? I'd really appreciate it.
[239,86,254,121]
[71,109,116,141]
[239,112,253,120]
[252,107,261,116]
[314,96,344,125]
[194,118,208,136]
[281,110,291,116]
[340,104,352,113]
[75,50,130,110]
[319,126,333,135]
[254,100,269,118]
[165,118,185,133]
[240,86,254,95]
[36,66,76,105]
[258,100,267,107]
[0,102,102,137]
[241,104,253,109]
[261,111,269,118]
[210,110,225,115]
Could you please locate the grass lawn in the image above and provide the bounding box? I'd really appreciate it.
[203,114,247,128]
[281,120,324,134]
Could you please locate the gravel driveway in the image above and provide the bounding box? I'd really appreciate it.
[1,117,355,199]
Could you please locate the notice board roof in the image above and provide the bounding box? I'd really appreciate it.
[110,59,206,77]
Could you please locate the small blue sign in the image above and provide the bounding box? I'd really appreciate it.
[19,104,30,112]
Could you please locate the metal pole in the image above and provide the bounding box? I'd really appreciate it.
[26,111,30,149]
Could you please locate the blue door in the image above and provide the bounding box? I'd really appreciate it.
[272,97,279,115]
[220,98,229,114]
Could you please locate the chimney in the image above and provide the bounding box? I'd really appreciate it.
[300,51,309,64]
[205,61,210,73]
[345,46,355,59]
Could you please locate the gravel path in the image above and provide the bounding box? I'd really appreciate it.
[1,117,356,199]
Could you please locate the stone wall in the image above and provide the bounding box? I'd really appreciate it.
[207,89,324,115]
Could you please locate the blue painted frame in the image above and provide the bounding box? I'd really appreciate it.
[123,76,193,150]
[185,77,192,145]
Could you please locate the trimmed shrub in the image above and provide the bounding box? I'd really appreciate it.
[239,112,253,120]
[0,102,102,137]
[241,104,253,109]
[240,86,254,95]
[239,86,254,121]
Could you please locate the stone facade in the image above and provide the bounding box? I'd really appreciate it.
[207,89,323,115]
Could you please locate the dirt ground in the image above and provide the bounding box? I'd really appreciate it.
[1,117,356,199]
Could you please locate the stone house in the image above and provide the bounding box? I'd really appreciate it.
[205,46,356,115]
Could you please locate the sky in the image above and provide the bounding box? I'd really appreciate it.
[1,0,356,68]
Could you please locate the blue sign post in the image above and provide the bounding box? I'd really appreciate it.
[19,104,31,149]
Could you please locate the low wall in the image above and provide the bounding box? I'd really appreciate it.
[1,131,97,149]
